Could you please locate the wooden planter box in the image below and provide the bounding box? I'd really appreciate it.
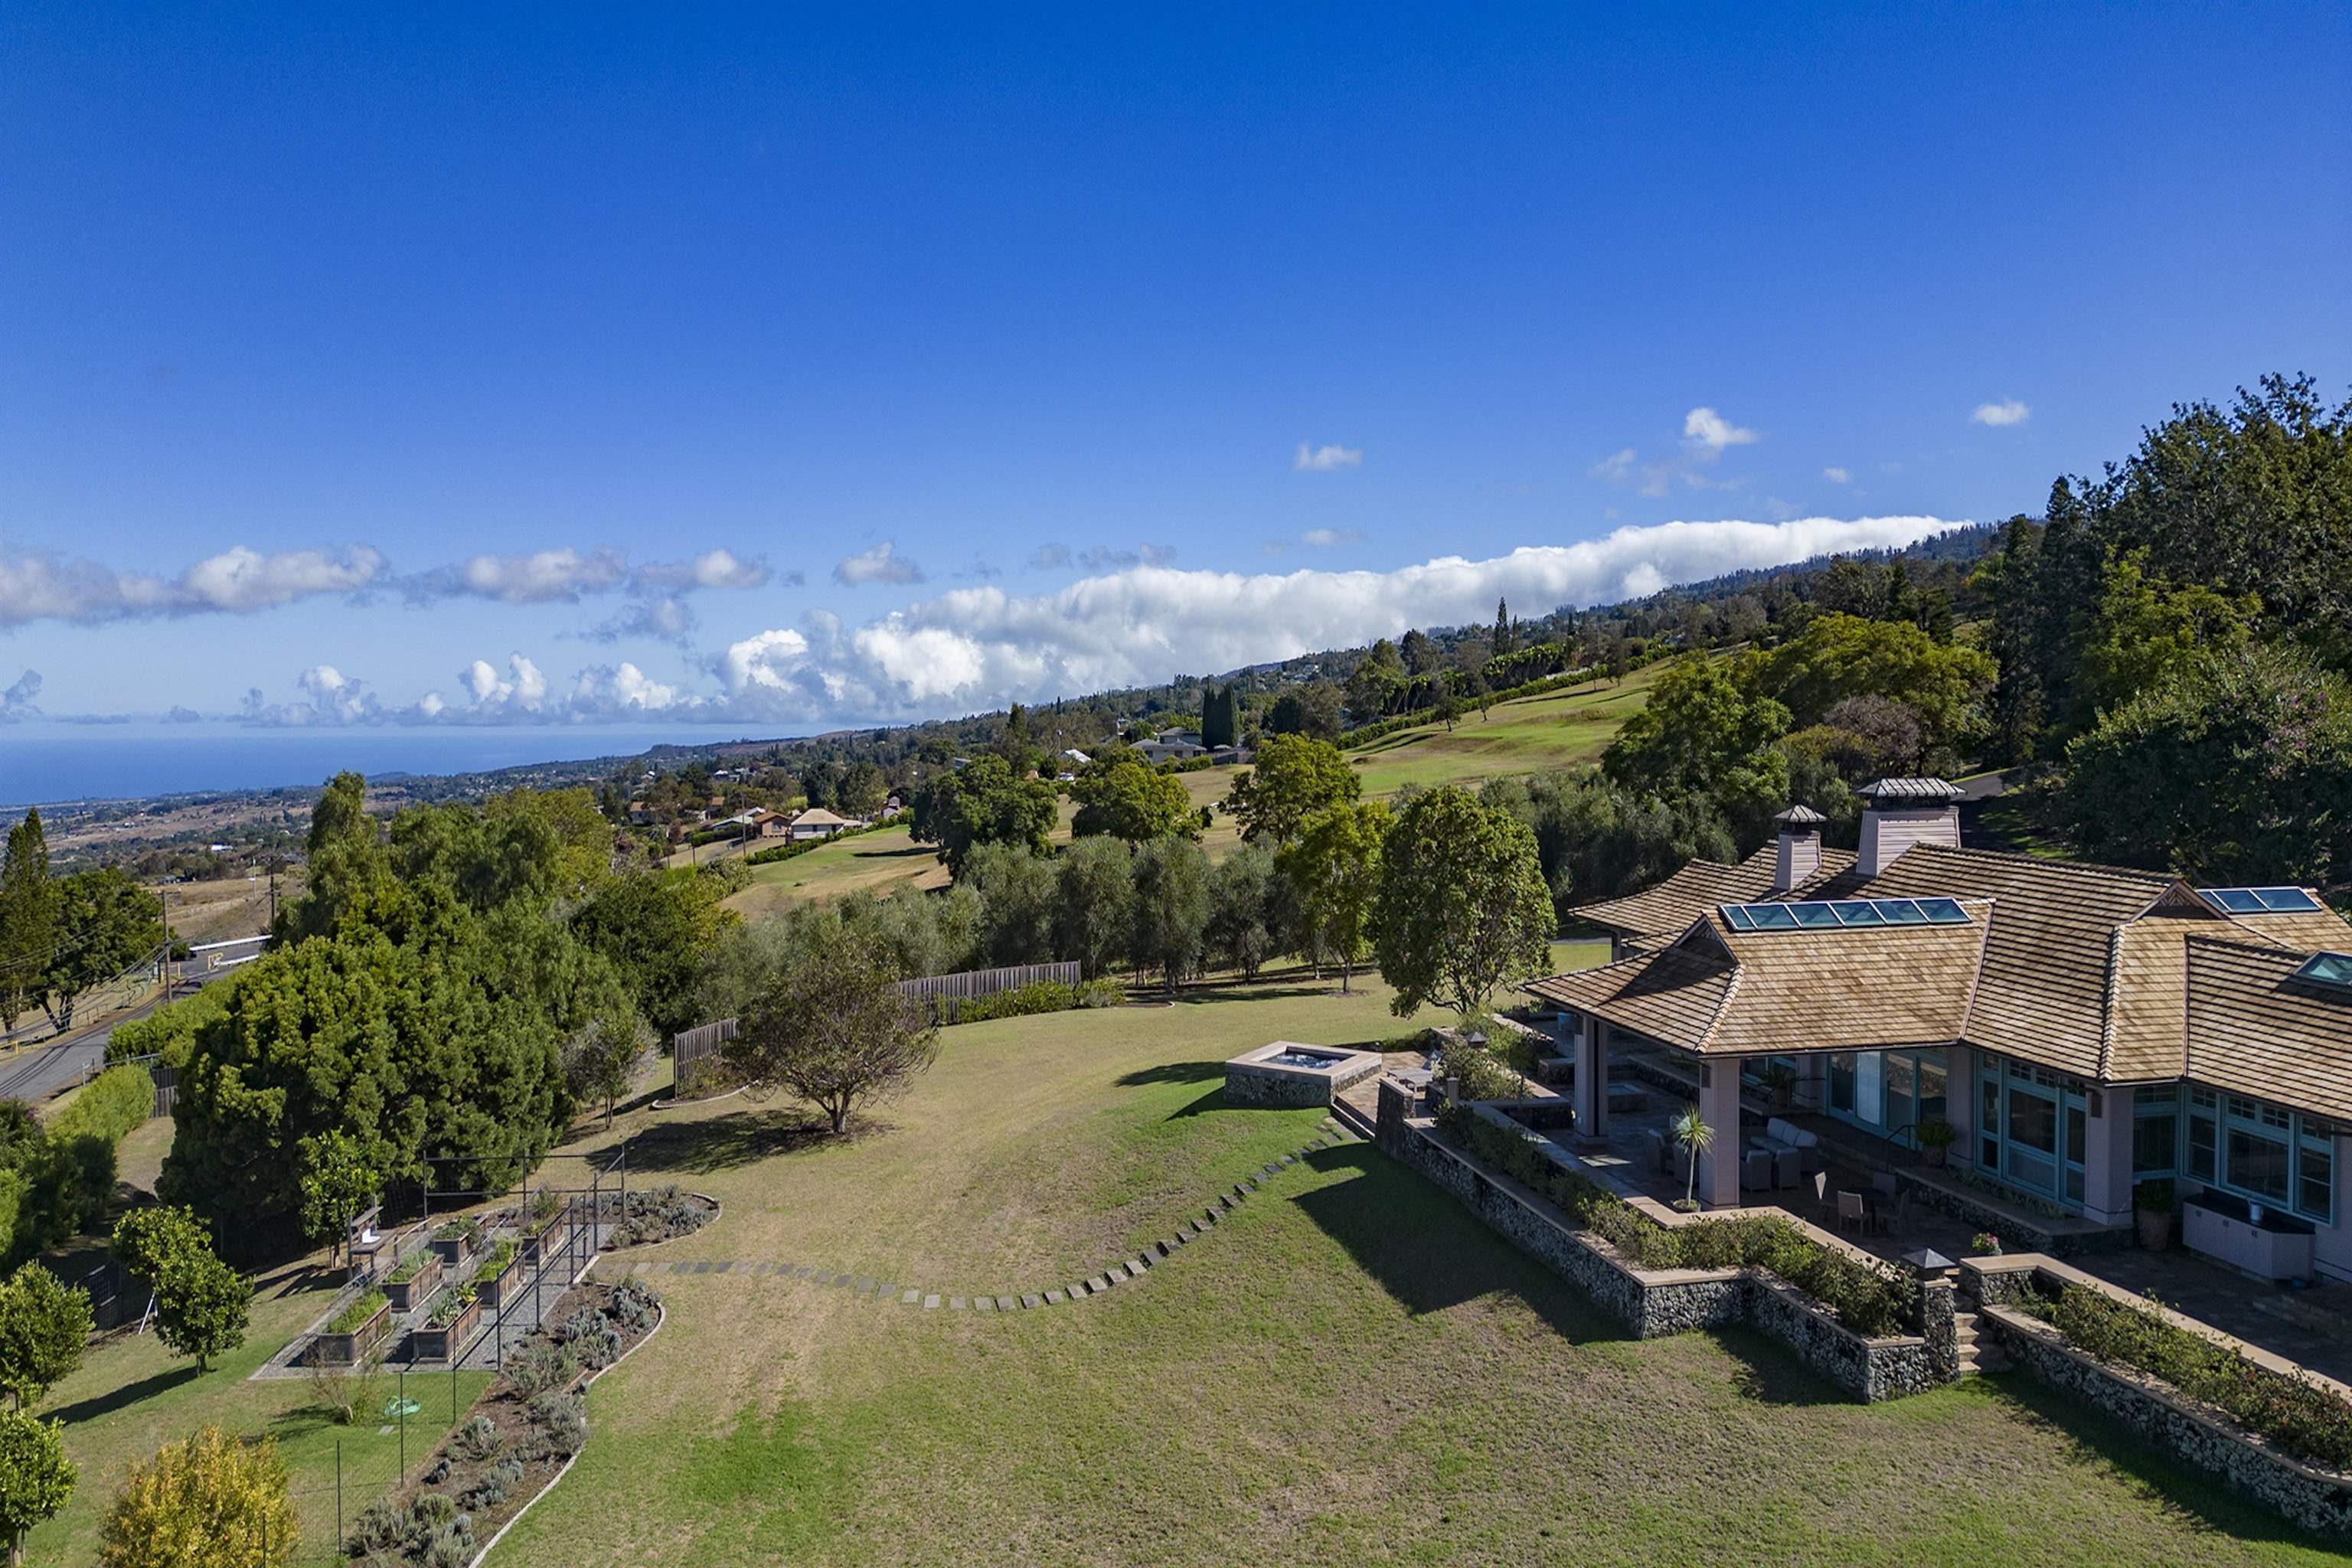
[428,1230,475,1268]
[519,1214,573,1267]
[384,1253,443,1312]
[410,1293,482,1362]
[309,1300,394,1367]
[475,1256,518,1309]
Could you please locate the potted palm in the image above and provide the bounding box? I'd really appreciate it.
[1669,1104,1713,1212]
[1916,1117,1956,1168]
[2135,1179,2177,1252]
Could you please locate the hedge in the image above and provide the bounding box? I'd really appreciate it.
[2030,1283,2352,1469]
[933,977,1123,1026]
[743,819,889,867]
[51,1064,155,1151]
[0,1064,157,1264]
[1433,1102,1913,1336]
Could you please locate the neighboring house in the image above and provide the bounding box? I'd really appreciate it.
[746,809,792,838]
[1529,778,2352,1279]
[1059,748,1092,766]
[786,807,858,841]
[1133,728,1207,763]
[626,799,655,827]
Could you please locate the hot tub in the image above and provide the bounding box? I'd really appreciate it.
[1223,1041,1384,1107]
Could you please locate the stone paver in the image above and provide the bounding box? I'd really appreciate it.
[1021,1292,1044,1309]
[923,1294,940,1309]
[900,1289,921,1305]
[1044,1289,1065,1305]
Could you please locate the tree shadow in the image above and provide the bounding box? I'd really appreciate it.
[48,1363,199,1425]
[622,1108,877,1176]
[1717,1333,1856,1408]
[1286,1143,1615,1344]
[1115,1061,1225,1088]
[1161,1086,1233,1119]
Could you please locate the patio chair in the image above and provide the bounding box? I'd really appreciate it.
[1771,1147,1801,1189]
[1836,1190,1868,1236]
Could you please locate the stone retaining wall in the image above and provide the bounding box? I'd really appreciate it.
[1383,1092,1931,1402]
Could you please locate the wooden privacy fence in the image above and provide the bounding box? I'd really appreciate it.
[671,960,1084,1082]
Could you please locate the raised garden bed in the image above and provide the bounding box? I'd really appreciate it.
[518,1193,574,1266]
[384,1249,443,1311]
[309,1290,394,1367]
[430,1216,484,1267]
[348,1278,664,1565]
[474,1240,521,1308]
[411,1286,482,1362]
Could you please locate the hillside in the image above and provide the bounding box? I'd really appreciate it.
[721,661,1665,920]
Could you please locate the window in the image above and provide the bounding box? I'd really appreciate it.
[2299,1133,2335,1224]
[1829,1053,1856,1115]
[1979,1077,2001,1168]
[2065,1101,2088,1202]
[2227,1125,2292,1204]
[2134,1108,2178,1176]
[2187,1107,2217,1182]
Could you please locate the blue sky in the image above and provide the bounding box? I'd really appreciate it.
[2,2,2345,738]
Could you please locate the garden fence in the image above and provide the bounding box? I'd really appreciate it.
[673,960,1082,1073]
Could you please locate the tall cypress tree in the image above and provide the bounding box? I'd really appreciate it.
[0,811,56,1036]
[1492,597,1514,656]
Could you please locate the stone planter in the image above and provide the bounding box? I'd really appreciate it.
[2137,1207,2174,1252]
[384,1252,442,1312]
[309,1299,394,1367]
[410,1292,482,1362]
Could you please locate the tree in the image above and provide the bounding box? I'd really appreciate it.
[277,772,391,944]
[1222,735,1361,844]
[1203,843,1281,981]
[152,1248,250,1373]
[109,1207,210,1288]
[573,868,735,1040]
[2071,550,2257,726]
[730,933,938,1134]
[0,812,56,1038]
[1400,629,1438,677]
[38,869,163,1032]
[1265,683,1342,741]
[97,1424,295,1568]
[1978,514,2047,765]
[0,1266,91,1411]
[1372,786,1554,1021]
[295,1131,379,1269]
[1069,757,1195,843]
[1669,1104,1713,1210]
[560,1014,652,1127]
[995,704,1036,773]
[1493,596,1514,657]
[1051,836,1134,979]
[1200,683,1241,750]
[1744,612,1995,756]
[1129,838,1210,992]
[837,761,889,818]
[1602,658,1791,838]
[962,842,1058,966]
[1277,800,1390,992]
[910,756,1057,876]
[0,1409,72,1567]
[1344,639,1406,722]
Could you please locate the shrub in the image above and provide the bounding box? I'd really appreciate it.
[345,1497,404,1555]
[459,1456,524,1511]
[612,1185,709,1248]
[2044,1283,2352,1469]
[1443,1045,1524,1103]
[506,1341,576,1400]
[386,1252,433,1285]
[426,1286,478,1329]
[475,1239,517,1281]
[432,1217,484,1247]
[449,1414,500,1463]
[607,1279,662,1333]
[524,1390,586,1459]
[934,977,1125,1026]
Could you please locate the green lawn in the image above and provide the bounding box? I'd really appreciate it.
[30,1263,492,1564]
[490,962,2345,1566]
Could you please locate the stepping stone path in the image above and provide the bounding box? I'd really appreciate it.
[612,1119,1360,1315]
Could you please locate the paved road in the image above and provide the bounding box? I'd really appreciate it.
[0,982,195,1104]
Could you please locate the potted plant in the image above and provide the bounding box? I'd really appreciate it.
[384,1248,443,1312]
[309,1289,392,1367]
[429,1216,482,1267]
[2135,1178,2177,1252]
[1970,1231,2002,1256]
[473,1238,519,1308]
[1760,1061,1798,1112]
[1916,1116,1956,1168]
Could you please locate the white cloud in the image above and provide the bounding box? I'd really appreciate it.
[1293,443,1364,472]
[0,668,40,723]
[1268,527,1365,554]
[833,541,926,587]
[1682,407,1759,457]
[1971,399,2030,428]
[632,548,776,592]
[462,653,550,712]
[1822,467,1851,484]
[1076,543,1178,571]
[0,541,386,627]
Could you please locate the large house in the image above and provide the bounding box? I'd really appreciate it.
[1530,779,2352,1281]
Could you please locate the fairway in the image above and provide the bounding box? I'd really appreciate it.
[724,665,1662,918]
[488,962,2341,1568]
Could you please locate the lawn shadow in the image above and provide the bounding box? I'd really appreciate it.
[1161,1086,1232,1119]
[1115,1060,1224,1088]
[624,1107,874,1176]
[1288,1143,1617,1344]
[1967,1370,2333,1550]
[1716,1332,1855,1408]
[48,1364,199,1425]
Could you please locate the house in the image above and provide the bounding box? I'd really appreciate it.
[786,807,858,842]
[745,809,791,838]
[1132,728,1207,763]
[1059,748,1092,767]
[1527,778,2352,1279]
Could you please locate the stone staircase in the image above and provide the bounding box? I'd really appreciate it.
[1953,1308,2011,1377]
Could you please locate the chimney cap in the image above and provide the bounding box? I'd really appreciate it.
[1858,777,1963,804]
[1773,804,1827,827]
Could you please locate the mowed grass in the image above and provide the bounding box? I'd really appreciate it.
[30,1258,492,1565]
[495,964,2343,1567]
[724,666,1662,916]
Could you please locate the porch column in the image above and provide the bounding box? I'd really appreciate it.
[1573,1014,1609,1139]
[1695,1057,1743,1208]
[2079,1086,2135,1227]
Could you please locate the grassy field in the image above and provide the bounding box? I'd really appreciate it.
[488,959,2344,1567]
[724,665,1663,920]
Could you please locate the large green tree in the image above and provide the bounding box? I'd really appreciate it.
[1602,658,1791,836]
[1202,841,1282,982]
[1129,838,1210,992]
[962,842,1059,966]
[1050,836,1134,979]
[0,1408,72,1567]
[1372,786,1553,1021]
[0,1266,91,1411]
[0,812,56,1037]
[1069,756,1197,843]
[910,756,1057,876]
[1222,735,1361,844]
[1743,612,1994,756]
[38,869,163,1032]
[730,933,938,1134]
[1277,800,1390,991]
[573,868,736,1040]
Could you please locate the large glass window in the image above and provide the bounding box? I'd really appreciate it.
[2009,1092,2059,1192]
[2299,1131,2335,1223]
[2134,1106,2179,1176]
[1828,1053,1856,1116]
[2187,1105,2217,1183]
[1979,1076,2001,1169]
[2226,1125,2292,1204]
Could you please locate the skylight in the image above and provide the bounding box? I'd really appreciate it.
[2203,887,2324,914]
[2295,952,2352,991]
[1720,897,1971,932]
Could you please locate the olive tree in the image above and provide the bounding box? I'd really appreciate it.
[0,1409,72,1567]
[1372,786,1555,1021]
[0,1266,91,1411]
[729,934,939,1135]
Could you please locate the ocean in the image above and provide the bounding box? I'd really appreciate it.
[0,724,779,806]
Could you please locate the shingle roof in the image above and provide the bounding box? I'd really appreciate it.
[1566,844,1856,952]
[2186,939,2352,1122]
[1529,902,1991,1057]
[2214,906,2352,953]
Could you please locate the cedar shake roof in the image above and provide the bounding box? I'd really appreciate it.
[2213,906,2352,953]
[1566,844,1857,952]
[1527,901,1991,1056]
[2185,939,2352,1123]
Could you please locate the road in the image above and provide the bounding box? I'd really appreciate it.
[0,979,195,1105]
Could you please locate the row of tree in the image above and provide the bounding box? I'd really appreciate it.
[0,810,165,1038]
